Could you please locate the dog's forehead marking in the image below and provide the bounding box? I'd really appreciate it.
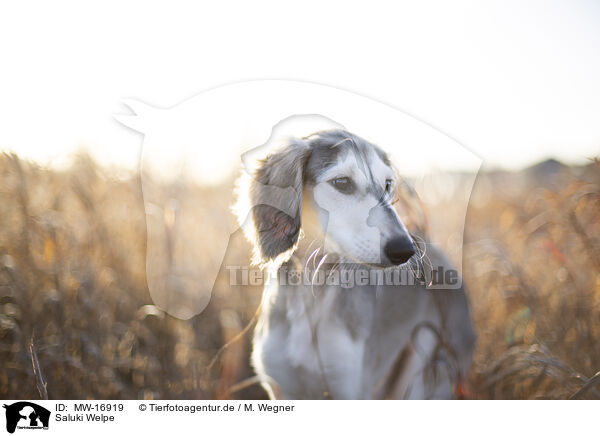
[318,151,366,182]
[369,148,394,183]
[316,144,393,187]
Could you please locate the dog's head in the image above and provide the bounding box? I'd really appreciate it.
[237,129,417,267]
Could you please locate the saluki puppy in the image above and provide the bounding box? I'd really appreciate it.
[235,130,476,399]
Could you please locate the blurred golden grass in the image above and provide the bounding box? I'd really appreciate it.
[464,160,600,399]
[0,153,598,399]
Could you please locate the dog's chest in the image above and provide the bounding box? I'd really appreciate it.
[256,284,381,399]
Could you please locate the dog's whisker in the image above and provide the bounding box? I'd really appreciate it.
[304,245,321,280]
[311,253,329,290]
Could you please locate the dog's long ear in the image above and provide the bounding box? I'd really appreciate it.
[237,138,311,265]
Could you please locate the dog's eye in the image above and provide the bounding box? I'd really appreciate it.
[330,177,355,194]
[385,179,394,193]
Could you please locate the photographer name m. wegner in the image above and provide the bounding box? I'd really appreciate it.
[226,264,461,289]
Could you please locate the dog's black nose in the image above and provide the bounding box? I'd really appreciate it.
[384,237,416,265]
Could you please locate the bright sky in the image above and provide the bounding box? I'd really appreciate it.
[1,1,599,181]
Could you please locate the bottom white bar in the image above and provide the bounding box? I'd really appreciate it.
[1,400,596,435]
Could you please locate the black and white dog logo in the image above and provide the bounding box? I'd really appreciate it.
[3,402,50,434]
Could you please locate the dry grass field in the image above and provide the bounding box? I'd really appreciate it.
[1,152,598,399]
